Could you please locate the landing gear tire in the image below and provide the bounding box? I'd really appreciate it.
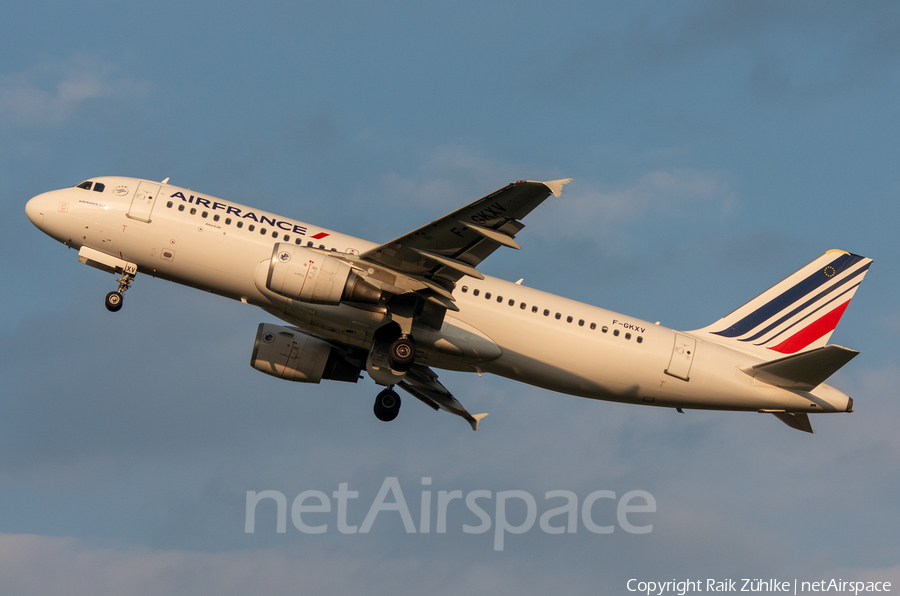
[374,389,401,422]
[388,337,416,372]
[105,291,123,312]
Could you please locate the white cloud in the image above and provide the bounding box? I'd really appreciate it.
[532,168,736,249]
[381,144,523,211]
[380,144,734,238]
[0,533,587,596]
[0,534,340,596]
[0,55,149,126]
[585,169,732,219]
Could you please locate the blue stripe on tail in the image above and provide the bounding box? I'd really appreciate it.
[712,253,864,339]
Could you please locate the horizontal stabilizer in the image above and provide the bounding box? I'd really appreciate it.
[742,345,858,391]
[772,412,814,433]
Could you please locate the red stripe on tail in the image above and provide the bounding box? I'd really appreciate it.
[768,301,851,354]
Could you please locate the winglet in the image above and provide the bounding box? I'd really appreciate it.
[542,178,573,198]
[468,413,489,431]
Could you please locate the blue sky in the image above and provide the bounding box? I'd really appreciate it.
[2,1,899,594]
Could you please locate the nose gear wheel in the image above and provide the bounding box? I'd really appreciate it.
[105,268,136,312]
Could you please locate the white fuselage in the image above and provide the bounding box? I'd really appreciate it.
[25,177,853,416]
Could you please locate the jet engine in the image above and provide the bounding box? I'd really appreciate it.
[250,323,361,383]
[264,244,381,305]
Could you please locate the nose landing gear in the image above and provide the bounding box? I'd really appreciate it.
[105,265,136,312]
[374,387,401,422]
[105,291,123,312]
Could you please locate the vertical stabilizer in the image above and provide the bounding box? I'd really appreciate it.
[692,250,872,357]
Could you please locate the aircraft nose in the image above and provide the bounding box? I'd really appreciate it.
[25,193,47,229]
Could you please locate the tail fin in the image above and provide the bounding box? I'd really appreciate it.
[693,250,872,357]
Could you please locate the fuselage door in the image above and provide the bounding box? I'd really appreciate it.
[665,333,696,381]
[127,181,160,223]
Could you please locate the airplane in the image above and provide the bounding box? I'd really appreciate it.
[24,176,872,433]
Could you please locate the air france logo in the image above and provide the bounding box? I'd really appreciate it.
[170,191,308,236]
[114,185,129,196]
[278,251,292,263]
[263,332,275,343]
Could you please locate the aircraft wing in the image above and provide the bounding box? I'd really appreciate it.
[359,179,572,300]
[398,364,488,431]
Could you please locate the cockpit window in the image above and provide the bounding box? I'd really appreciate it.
[93,182,105,192]
[76,181,92,190]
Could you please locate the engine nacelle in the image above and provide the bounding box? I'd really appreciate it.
[264,244,381,305]
[250,323,361,383]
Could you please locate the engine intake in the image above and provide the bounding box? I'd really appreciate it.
[251,323,361,383]
[265,244,381,305]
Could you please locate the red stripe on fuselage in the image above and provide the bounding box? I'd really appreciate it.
[768,300,851,354]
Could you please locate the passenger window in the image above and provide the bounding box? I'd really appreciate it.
[625,333,631,340]
[283,234,289,241]
[93,183,105,192]
[190,208,196,215]
[237,221,243,228]
[462,286,468,293]
[509,299,515,306]
[613,329,620,336]
[319,244,325,249]
[473,289,480,296]
[578,319,584,326]
[213,214,220,221]
[602,326,608,333]
[566,316,573,323]
[295,238,302,245]
[543,309,549,316]
[308,241,313,247]
[520,302,526,309]
[225,218,231,225]
[497,296,502,303]
[260,228,267,234]
[637,336,643,344]
[590,323,596,330]
[166,201,173,208]
[178,204,185,212]
[485,293,491,300]
[532,306,538,313]
[249,224,255,231]
[555,313,561,320]
[202,211,208,218]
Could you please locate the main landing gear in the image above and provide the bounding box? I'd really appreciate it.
[388,335,416,371]
[371,333,414,422]
[374,387,401,422]
[105,267,136,312]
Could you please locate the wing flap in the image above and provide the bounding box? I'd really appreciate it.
[361,179,571,289]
